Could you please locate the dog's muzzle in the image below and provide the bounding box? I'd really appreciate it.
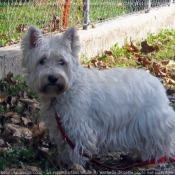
[41,75,68,95]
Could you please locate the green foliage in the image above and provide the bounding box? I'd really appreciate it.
[0,1,83,46]
[0,77,25,96]
[0,0,128,46]
[111,29,175,64]
[145,29,175,60]
[90,0,129,23]
[90,29,175,69]
[0,148,57,172]
[111,43,128,57]
[0,148,33,170]
[0,74,39,114]
[0,74,38,99]
[0,106,10,114]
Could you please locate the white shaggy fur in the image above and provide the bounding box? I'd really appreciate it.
[21,25,175,165]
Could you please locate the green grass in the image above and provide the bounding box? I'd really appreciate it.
[0,148,57,173]
[0,0,129,46]
[146,30,175,60]
[0,74,39,114]
[0,2,62,46]
[85,29,175,70]
[0,0,170,46]
[0,74,37,98]
[90,0,129,23]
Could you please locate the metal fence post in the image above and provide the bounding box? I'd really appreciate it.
[83,0,90,30]
[169,0,173,6]
[148,0,151,9]
[145,0,151,13]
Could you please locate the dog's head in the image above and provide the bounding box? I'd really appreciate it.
[21,25,80,96]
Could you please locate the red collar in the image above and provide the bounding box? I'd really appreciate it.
[55,112,169,170]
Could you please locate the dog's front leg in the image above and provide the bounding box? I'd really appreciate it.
[60,112,98,165]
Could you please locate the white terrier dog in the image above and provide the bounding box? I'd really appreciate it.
[21,25,175,166]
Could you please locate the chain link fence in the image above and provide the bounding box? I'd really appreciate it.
[87,0,174,27]
[0,0,174,46]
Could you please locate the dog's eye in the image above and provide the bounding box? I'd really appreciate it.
[39,58,46,65]
[59,59,65,66]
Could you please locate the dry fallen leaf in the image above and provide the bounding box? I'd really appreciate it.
[166,36,173,41]
[29,103,40,111]
[5,166,41,175]
[4,126,12,136]
[92,24,95,28]
[3,111,15,118]
[131,42,139,52]
[5,124,32,139]
[153,62,167,77]
[162,60,170,65]
[0,139,5,147]
[91,59,98,64]
[6,95,18,106]
[134,53,141,57]
[107,56,115,64]
[167,87,175,95]
[0,95,7,103]
[170,72,175,80]
[166,78,175,86]
[117,2,123,7]
[18,91,28,99]
[167,60,175,66]
[31,122,46,144]
[153,39,162,45]
[138,57,151,66]
[19,98,37,105]
[4,72,16,84]
[140,40,159,54]
[0,147,8,152]
[73,164,86,173]
[126,45,135,53]
[10,115,21,124]
[16,24,28,33]
[137,164,156,170]
[104,50,113,56]
[0,33,8,39]
[21,117,32,125]
[91,59,98,67]
[0,139,11,151]
[97,61,108,69]
[51,14,60,31]
[38,146,49,152]
[88,64,91,69]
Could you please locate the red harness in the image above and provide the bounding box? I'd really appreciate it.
[54,112,173,170]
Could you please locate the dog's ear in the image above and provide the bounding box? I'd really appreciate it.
[21,25,42,55]
[62,27,80,57]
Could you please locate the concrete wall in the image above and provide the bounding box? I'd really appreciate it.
[0,4,175,78]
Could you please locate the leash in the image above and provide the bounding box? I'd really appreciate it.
[50,97,169,170]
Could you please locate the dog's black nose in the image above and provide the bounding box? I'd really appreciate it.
[48,75,58,84]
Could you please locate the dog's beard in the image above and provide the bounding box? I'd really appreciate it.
[41,84,66,95]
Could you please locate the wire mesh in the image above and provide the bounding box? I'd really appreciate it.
[0,0,174,47]
[89,0,173,24]
[0,0,83,46]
